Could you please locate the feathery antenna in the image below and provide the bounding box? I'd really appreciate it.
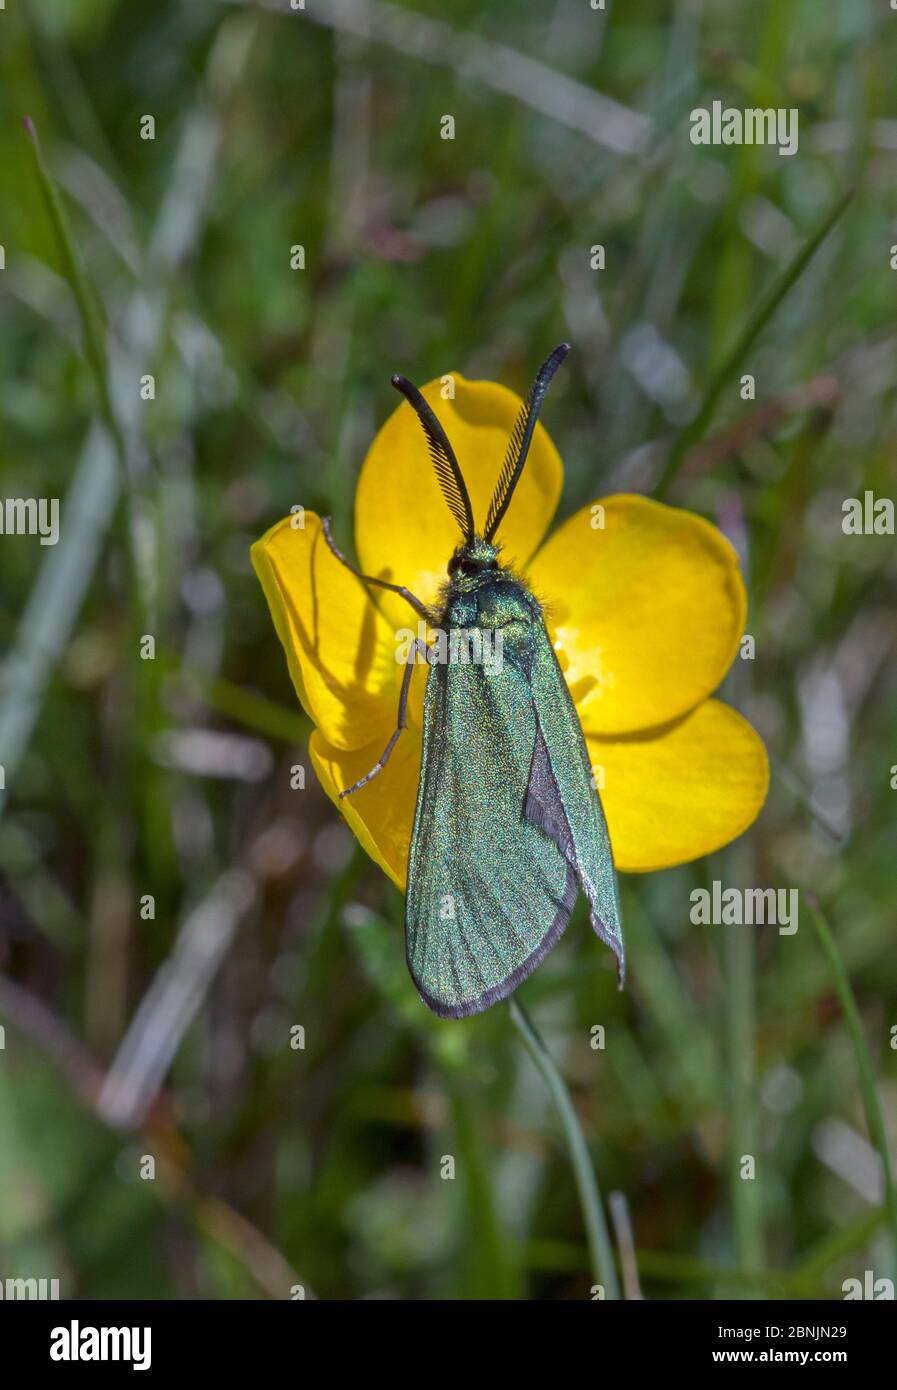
[391,375,474,542]
[484,343,570,542]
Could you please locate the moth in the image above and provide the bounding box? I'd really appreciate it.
[324,344,623,1017]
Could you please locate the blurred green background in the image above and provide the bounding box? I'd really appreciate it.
[1,0,896,1300]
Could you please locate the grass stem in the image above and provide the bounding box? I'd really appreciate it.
[509,995,620,1299]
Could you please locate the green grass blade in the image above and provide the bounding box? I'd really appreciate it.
[807,896,897,1276]
[656,187,853,497]
[23,115,125,459]
[794,1206,887,1287]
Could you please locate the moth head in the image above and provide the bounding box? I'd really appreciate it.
[391,343,571,550]
[446,536,500,583]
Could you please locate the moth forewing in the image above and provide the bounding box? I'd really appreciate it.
[525,610,624,978]
[404,571,623,1019]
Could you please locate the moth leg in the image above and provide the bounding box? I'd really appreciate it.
[340,638,430,798]
[322,516,435,622]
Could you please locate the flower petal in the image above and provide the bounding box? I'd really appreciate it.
[527,494,746,735]
[310,725,422,889]
[586,700,769,873]
[251,512,402,750]
[355,374,563,630]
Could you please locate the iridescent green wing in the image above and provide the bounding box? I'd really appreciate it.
[405,639,574,1018]
[525,615,624,976]
[405,598,623,1019]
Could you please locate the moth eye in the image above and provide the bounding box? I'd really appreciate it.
[461,560,479,576]
[488,560,499,570]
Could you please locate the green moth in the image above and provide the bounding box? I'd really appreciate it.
[324,344,623,1017]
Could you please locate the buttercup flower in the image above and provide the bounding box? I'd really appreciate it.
[252,373,768,887]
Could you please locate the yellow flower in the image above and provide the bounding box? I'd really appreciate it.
[251,373,768,887]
